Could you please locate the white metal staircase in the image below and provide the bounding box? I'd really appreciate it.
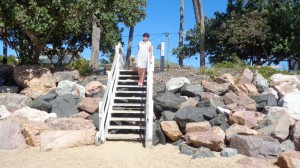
[96,43,154,147]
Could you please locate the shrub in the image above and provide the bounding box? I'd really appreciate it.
[0,55,18,65]
[68,58,91,75]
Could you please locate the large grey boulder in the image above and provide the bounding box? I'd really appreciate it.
[50,94,81,117]
[252,72,269,93]
[197,97,225,109]
[209,113,229,131]
[251,94,278,111]
[230,135,281,159]
[53,70,80,83]
[56,80,85,98]
[179,144,216,158]
[154,92,186,112]
[161,111,176,121]
[152,120,166,145]
[29,92,58,113]
[166,77,190,93]
[280,139,295,152]
[256,107,292,142]
[279,92,300,120]
[0,93,32,112]
[220,148,238,157]
[175,106,205,131]
[180,84,203,97]
[0,120,27,150]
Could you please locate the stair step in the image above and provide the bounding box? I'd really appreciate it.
[111,110,145,114]
[110,117,145,121]
[113,103,145,107]
[116,85,146,88]
[107,125,145,130]
[106,134,144,139]
[119,75,140,77]
[118,79,146,82]
[115,91,146,94]
[115,97,146,100]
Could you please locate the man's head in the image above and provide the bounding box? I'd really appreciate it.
[143,32,150,41]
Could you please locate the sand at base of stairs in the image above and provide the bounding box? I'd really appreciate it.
[0,141,246,168]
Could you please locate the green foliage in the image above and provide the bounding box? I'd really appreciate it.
[0,55,18,65]
[68,58,90,75]
[199,67,221,81]
[0,0,147,65]
[178,0,300,70]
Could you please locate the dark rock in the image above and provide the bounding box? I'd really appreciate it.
[220,148,238,157]
[192,147,216,159]
[180,84,203,97]
[199,107,217,120]
[153,120,166,145]
[0,78,4,86]
[29,99,52,113]
[50,94,80,117]
[37,92,58,102]
[175,106,205,131]
[209,113,229,131]
[179,143,197,156]
[88,113,99,129]
[0,65,14,86]
[197,97,225,109]
[251,94,278,111]
[252,72,269,93]
[230,135,281,159]
[161,111,176,121]
[172,139,185,146]
[154,92,186,112]
[154,82,166,94]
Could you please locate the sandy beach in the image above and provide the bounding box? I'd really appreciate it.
[0,141,246,168]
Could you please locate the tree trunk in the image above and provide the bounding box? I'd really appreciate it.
[194,0,205,68]
[192,0,200,23]
[90,15,101,70]
[2,28,7,65]
[125,26,134,69]
[32,44,43,64]
[178,0,184,67]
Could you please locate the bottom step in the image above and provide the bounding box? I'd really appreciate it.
[106,134,144,139]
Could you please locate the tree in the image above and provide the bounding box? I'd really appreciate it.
[178,0,185,67]
[192,0,205,67]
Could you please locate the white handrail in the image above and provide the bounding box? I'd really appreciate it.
[145,54,154,147]
[96,42,124,145]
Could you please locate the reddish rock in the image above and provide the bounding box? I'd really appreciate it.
[185,121,211,133]
[224,91,256,111]
[229,110,265,128]
[184,126,225,151]
[46,118,95,130]
[40,129,96,151]
[215,73,236,85]
[179,98,198,109]
[240,69,254,84]
[85,81,105,97]
[69,111,90,119]
[0,120,27,150]
[230,135,281,159]
[293,121,300,151]
[236,157,278,168]
[277,151,300,168]
[202,80,231,95]
[77,97,101,113]
[21,120,50,147]
[200,92,220,101]
[230,84,259,97]
[160,121,182,142]
[225,124,258,141]
[13,65,56,99]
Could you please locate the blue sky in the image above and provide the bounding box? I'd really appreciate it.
[0,0,228,67]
